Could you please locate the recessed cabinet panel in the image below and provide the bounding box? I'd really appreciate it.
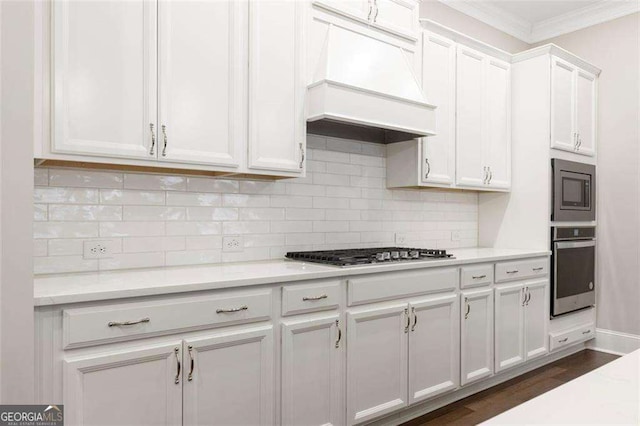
[248,0,305,173]
[346,304,408,425]
[158,0,245,167]
[182,327,274,426]
[373,0,419,40]
[421,32,455,186]
[551,58,576,152]
[282,315,343,426]
[456,46,485,188]
[53,0,156,159]
[460,288,493,385]
[576,70,596,156]
[64,342,182,425]
[524,280,549,360]
[494,284,525,372]
[485,59,511,189]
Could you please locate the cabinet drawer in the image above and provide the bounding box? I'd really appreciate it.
[495,258,548,283]
[549,323,595,351]
[348,267,458,306]
[63,289,272,349]
[460,264,493,288]
[282,280,341,316]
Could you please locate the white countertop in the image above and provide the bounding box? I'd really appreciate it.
[484,349,640,425]
[33,247,550,306]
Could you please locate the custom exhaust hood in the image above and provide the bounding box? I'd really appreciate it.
[307,24,436,144]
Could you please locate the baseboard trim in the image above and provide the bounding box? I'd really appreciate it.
[369,343,587,426]
[587,328,640,356]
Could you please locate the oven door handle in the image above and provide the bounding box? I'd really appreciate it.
[555,240,595,250]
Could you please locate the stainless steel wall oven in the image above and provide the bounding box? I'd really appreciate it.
[551,226,596,317]
[552,159,596,222]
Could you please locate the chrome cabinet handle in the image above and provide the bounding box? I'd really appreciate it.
[525,288,531,306]
[299,143,304,169]
[488,167,493,184]
[574,132,578,150]
[425,158,431,179]
[335,320,342,348]
[559,337,568,343]
[522,288,527,307]
[374,0,379,22]
[506,270,519,274]
[367,0,373,21]
[149,123,156,155]
[472,274,487,279]
[161,125,168,157]
[464,298,470,319]
[411,307,418,332]
[187,345,194,381]
[216,305,248,314]
[302,294,328,301]
[532,267,544,271]
[174,347,181,384]
[582,329,591,335]
[108,317,150,327]
[483,166,488,184]
[404,308,410,333]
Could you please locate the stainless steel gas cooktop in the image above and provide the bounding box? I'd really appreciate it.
[285,247,453,267]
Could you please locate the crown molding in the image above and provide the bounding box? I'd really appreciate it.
[436,0,640,44]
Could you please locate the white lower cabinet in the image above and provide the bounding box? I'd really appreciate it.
[281,315,344,426]
[64,342,183,426]
[408,294,459,404]
[183,326,274,426]
[495,280,549,373]
[346,304,409,425]
[460,288,494,386]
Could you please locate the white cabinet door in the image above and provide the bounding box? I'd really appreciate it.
[64,342,182,426]
[373,0,419,40]
[408,294,459,404]
[576,69,596,156]
[494,283,525,373]
[346,304,408,425]
[183,326,274,426]
[456,45,486,188]
[158,0,245,167]
[312,0,371,23]
[281,315,344,426]
[551,57,577,152]
[460,288,493,386]
[421,31,455,186]
[485,58,511,190]
[53,0,157,159]
[248,0,305,174]
[524,280,549,361]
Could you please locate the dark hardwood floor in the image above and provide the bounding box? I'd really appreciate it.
[402,349,619,426]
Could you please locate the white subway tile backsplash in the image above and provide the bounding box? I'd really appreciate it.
[34,140,478,274]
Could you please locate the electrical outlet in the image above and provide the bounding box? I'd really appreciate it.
[451,231,461,242]
[395,233,408,245]
[83,240,118,259]
[223,236,244,253]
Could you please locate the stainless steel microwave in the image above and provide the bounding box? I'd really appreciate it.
[552,159,596,222]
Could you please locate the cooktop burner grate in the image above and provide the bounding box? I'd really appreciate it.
[285,247,453,267]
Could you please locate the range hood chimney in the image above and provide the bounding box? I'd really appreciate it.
[307,24,436,144]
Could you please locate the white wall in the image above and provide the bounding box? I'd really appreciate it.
[0,0,35,403]
[535,13,640,336]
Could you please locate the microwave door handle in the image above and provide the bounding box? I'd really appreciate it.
[555,240,596,250]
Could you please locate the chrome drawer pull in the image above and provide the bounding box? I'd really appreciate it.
[174,347,181,385]
[108,317,150,327]
[404,308,410,333]
[335,320,342,348]
[216,305,248,314]
[582,330,591,335]
[532,267,544,271]
[411,307,418,332]
[506,270,519,274]
[472,274,487,279]
[302,294,328,301]
[559,337,569,343]
[187,345,195,382]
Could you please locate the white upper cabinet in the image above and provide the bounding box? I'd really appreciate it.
[408,294,459,404]
[551,56,597,156]
[281,315,344,426]
[460,288,494,386]
[53,0,156,159]
[157,0,245,167]
[484,58,511,190]
[64,342,183,425]
[456,45,486,189]
[421,31,456,186]
[346,304,408,425]
[247,0,305,174]
[182,327,274,426]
